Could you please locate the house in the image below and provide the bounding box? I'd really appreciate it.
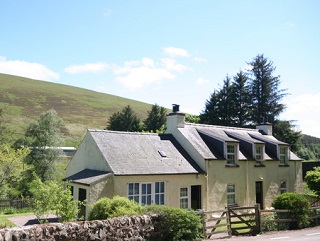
[65,105,302,219]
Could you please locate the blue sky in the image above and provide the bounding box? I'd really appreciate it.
[1,1,319,137]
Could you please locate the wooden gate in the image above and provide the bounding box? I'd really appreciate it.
[228,205,260,236]
[201,205,261,239]
[200,209,231,239]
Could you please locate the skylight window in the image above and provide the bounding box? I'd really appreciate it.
[158,150,167,157]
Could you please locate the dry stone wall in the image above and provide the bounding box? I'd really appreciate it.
[0,215,155,241]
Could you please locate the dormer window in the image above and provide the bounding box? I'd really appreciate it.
[279,146,289,165]
[226,143,238,166]
[255,144,265,166]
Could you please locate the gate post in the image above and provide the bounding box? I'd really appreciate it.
[255,204,261,234]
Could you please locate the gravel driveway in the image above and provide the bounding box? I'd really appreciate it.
[8,214,59,227]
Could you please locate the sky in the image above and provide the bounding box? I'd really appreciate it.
[1,1,319,137]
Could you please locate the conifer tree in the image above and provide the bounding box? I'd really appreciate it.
[143,104,167,133]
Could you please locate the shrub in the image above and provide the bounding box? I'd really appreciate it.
[88,196,142,220]
[144,205,203,241]
[272,192,310,229]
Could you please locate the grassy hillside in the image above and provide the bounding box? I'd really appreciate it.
[0,73,154,146]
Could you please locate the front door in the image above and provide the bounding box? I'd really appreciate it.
[255,181,263,208]
[191,185,201,210]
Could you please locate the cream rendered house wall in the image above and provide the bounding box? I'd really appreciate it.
[113,174,207,209]
[66,132,112,177]
[205,159,303,210]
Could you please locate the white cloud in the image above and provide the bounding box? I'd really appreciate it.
[194,57,207,62]
[161,58,191,72]
[281,93,320,137]
[113,58,175,90]
[163,47,189,58]
[0,56,59,81]
[196,77,210,86]
[64,62,109,74]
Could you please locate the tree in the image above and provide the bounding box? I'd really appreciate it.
[143,104,167,133]
[305,167,320,196]
[106,105,141,132]
[0,144,30,197]
[30,177,80,222]
[24,109,64,182]
[273,120,302,152]
[232,70,251,127]
[248,54,287,124]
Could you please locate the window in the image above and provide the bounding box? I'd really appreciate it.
[280,181,287,194]
[227,184,236,205]
[128,183,140,203]
[279,146,288,165]
[226,144,237,165]
[155,182,165,205]
[128,182,165,205]
[141,183,152,205]
[180,187,189,209]
[255,145,264,165]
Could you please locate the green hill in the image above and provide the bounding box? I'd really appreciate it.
[0,73,154,146]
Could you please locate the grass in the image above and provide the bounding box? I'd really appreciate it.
[0,210,34,228]
[0,73,156,146]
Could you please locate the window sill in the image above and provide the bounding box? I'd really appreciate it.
[254,164,265,167]
[225,164,239,168]
[226,203,239,208]
[279,164,290,167]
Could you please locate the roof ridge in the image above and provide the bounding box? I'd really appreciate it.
[185,123,259,132]
[88,129,160,136]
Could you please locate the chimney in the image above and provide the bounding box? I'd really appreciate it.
[165,104,185,133]
[256,122,272,135]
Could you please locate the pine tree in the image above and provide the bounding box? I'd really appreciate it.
[106,105,141,132]
[248,54,287,124]
[143,104,167,133]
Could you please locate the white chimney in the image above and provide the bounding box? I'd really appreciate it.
[166,104,185,133]
[256,122,272,135]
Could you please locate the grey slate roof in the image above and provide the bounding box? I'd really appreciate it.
[65,169,111,186]
[177,123,300,161]
[88,130,203,175]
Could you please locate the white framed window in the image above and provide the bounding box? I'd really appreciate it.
[279,146,288,165]
[255,144,264,165]
[128,183,140,203]
[227,184,236,205]
[180,187,190,209]
[280,181,287,194]
[128,182,165,205]
[226,144,238,165]
[155,182,165,205]
[141,183,152,205]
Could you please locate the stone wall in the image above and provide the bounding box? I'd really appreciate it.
[0,215,155,241]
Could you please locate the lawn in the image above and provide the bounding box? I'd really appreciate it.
[0,212,33,228]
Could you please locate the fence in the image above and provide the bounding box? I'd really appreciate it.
[201,205,320,239]
[0,198,33,210]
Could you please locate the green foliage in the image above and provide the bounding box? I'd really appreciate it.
[185,114,200,124]
[273,120,301,152]
[30,177,80,222]
[106,105,142,132]
[144,205,203,241]
[88,196,143,220]
[0,144,30,197]
[297,134,320,161]
[143,104,167,133]
[272,192,310,229]
[248,54,287,124]
[305,167,320,196]
[23,109,64,182]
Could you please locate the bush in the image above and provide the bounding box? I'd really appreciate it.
[272,192,310,229]
[88,196,142,220]
[144,205,203,241]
